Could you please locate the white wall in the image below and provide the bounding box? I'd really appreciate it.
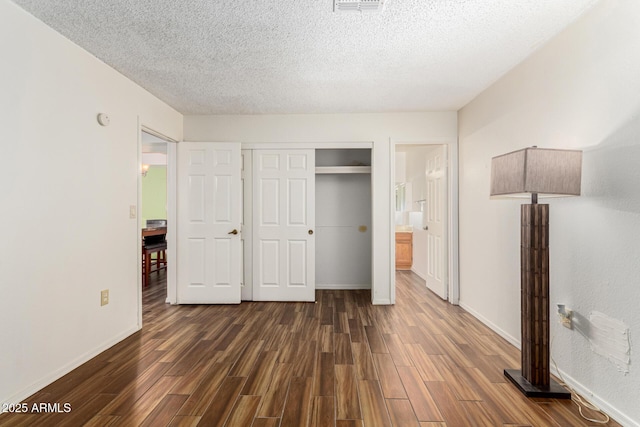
[184,113,457,304]
[404,146,428,205]
[0,0,182,404]
[458,1,640,424]
[395,151,406,183]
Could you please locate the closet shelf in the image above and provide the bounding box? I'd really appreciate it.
[315,166,371,174]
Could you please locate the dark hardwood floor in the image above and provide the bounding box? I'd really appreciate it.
[0,270,620,426]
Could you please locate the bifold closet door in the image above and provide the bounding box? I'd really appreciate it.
[253,150,315,302]
[176,142,242,304]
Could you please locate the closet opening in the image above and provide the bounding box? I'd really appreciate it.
[315,149,372,291]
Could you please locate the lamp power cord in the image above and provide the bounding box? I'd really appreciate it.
[550,333,610,424]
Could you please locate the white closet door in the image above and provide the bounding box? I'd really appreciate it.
[253,150,315,302]
[177,142,242,304]
[425,145,448,300]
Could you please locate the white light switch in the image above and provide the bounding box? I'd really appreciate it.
[129,205,137,219]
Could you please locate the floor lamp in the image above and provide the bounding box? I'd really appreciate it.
[490,147,582,398]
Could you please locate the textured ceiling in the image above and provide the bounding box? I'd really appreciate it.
[11,0,599,115]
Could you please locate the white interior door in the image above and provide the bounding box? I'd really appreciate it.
[425,145,448,300]
[253,149,315,302]
[177,142,242,304]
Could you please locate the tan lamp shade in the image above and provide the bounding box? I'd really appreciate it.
[490,147,582,197]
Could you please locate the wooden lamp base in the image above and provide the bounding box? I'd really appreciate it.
[506,203,571,399]
[504,369,570,399]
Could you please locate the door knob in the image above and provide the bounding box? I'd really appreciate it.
[423,226,428,230]
[308,230,314,235]
[228,229,239,235]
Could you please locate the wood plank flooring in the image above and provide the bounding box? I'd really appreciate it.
[0,271,620,426]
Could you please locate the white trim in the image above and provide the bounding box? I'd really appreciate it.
[448,139,460,305]
[459,302,520,348]
[372,298,392,305]
[241,149,253,302]
[551,367,639,427]
[4,326,139,405]
[166,142,177,304]
[240,141,373,150]
[388,139,396,305]
[139,123,177,305]
[315,166,371,174]
[410,267,426,281]
[141,125,179,143]
[316,284,372,290]
[137,119,143,327]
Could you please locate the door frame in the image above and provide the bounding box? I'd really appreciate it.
[138,124,179,324]
[170,142,408,306]
[241,150,253,301]
[390,138,459,305]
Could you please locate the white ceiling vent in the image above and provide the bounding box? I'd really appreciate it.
[334,0,385,13]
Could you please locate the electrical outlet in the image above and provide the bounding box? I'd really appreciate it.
[101,289,109,306]
[557,304,572,329]
[559,313,572,328]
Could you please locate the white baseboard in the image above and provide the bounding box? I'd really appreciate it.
[458,301,521,349]
[551,366,638,427]
[316,284,371,290]
[3,325,140,405]
[410,267,426,280]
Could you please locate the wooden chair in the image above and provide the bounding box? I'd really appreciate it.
[142,234,167,288]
